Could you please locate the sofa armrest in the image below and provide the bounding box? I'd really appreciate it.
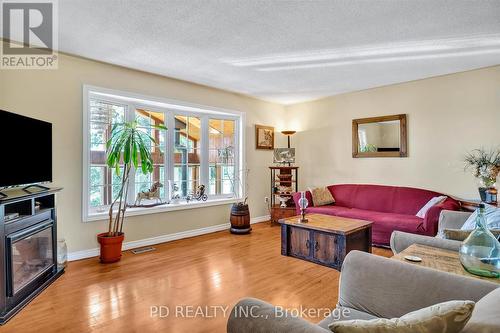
[227,298,329,333]
[292,191,313,215]
[338,251,497,319]
[390,231,461,254]
[438,210,472,234]
[422,199,460,235]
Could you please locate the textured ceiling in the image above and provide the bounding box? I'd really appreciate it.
[14,1,500,104]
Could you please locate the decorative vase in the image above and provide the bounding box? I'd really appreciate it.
[57,239,68,269]
[97,232,125,263]
[298,191,309,223]
[459,204,500,278]
[478,187,488,202]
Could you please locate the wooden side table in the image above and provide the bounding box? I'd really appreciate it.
[270,205,296,225]
[459,199,500,212]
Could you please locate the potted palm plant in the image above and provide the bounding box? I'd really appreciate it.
[97,121,164,263]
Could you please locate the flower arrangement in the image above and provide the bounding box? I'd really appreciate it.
[464,148,500,188]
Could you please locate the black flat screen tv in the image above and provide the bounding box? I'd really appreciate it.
[0,110,52,187]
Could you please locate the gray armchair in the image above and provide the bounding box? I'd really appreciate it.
[227,250,499,333]
[390,210,472,254]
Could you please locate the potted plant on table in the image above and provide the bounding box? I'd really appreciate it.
[464,148,500,204]
[97,121,164,263]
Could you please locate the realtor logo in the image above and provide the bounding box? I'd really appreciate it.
[1,0,58,69]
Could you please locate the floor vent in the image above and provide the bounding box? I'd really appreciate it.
[131,246,156,254]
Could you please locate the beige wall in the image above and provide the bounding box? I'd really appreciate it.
[0,44,286,253]
[2,41,498,254]
[286,66,500,200]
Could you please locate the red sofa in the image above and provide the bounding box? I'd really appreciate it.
[292,184,460,246]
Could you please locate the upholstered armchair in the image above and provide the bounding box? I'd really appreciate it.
[391,210,472,254]
[227,250,499,333]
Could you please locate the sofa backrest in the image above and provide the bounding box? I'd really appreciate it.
[340,251,498,319]
[327,184,454,215]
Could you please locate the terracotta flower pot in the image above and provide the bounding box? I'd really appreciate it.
[97,232,124,263]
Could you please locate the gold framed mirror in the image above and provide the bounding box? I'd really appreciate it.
[352,114,407,158]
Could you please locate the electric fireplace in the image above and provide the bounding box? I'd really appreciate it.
[0,189,63,324]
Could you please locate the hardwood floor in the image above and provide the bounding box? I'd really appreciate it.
[1,223,391,333]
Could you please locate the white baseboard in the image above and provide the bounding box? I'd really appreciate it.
[68,215,270,261]
[250,214,270,224]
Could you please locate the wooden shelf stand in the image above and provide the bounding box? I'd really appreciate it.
[269,166,299,225]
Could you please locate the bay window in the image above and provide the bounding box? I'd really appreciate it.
[83,86,243,221]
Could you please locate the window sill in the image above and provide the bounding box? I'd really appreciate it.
[84,197,241,222]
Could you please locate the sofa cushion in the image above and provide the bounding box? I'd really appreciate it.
[306,206,424,245]
[318,306,377,330]
[335,208,422,227]
[329,184,394,213]
[334,208,423,245]
[328,300,475,333]
[462,287,500,333]
[307,205,352,216]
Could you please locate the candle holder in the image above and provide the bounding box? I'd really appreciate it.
[298,191,309,223]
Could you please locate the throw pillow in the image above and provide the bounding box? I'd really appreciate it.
[416,196,447,218]
[461,204,500,230]
[443,228,500,242]
[462,287,500,333]
[329,300,475,333]
[309,187,335,207]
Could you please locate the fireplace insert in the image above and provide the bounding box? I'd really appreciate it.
[0,189,63,324]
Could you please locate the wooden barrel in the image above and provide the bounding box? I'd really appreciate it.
[230,203,251,234]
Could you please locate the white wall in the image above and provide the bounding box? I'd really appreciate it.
[286,66,500,200]
[0,44,286,253]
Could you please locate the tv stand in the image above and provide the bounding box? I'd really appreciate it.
[0,188,63,324]
[22,184,50,194]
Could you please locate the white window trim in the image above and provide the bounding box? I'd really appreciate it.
[82,85,246,222]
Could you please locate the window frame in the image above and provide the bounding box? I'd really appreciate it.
[82,85,245,222]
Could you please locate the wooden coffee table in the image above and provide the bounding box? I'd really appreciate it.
[279,214,372,270]
[392,244,500,284]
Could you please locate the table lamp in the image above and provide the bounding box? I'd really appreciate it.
[298,191,308,223]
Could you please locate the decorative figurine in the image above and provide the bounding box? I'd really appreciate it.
[298,191,309,223]
[169,181,181,204]
[134,181,163,206]
[187,184,208,202]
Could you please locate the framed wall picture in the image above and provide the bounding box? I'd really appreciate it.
[273,148,295,164]
[255,125,274,150]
